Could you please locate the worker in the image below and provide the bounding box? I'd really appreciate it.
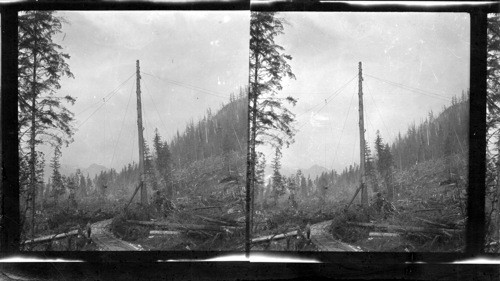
[374,192,385,213]
[305,221,311,240]
[300,219,311,240]
[86,221,92,242]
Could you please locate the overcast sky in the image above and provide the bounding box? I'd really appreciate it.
[38,11,249,171]
[258,12,470,173]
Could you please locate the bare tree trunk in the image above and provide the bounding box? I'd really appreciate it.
[29,25,38,239]
[496,136,500,245]
[386,172,393,203]
[250,60,259,235]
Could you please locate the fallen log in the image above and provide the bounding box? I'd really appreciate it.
[188,205,223,211]
[21,229,79,245]
[369,232,399,237]
[251,230,298,244]
[415,217,450,228]
[127,220,242,232]
[150,230,182,235]
[347,222,461,236]
[195,214,242,226]
[414,208,442,213]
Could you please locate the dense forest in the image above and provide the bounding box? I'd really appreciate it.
[258,92,469,207]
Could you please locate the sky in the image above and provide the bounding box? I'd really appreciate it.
[257,12,470,173]
[37,11,250,171]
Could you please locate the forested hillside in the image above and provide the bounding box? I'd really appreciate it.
[169,90,247,167]
[261,91,469,206]
[41,89,248,206]
[391,91,469,171]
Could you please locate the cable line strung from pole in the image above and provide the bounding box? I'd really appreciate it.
[364,73,450,102]
[109,79,136,169]
[264,74,358,160]
[364,79,393,140]
[297,74,358,119]
[76,73,136,129]
[295,74,358,132]
[76,72,136,117]
[142,78,170,139]
[330,84,357,170]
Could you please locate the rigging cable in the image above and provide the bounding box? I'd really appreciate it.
[76,72,136,117]
[331,83,357,170]
[296,74,358,132]
[364,79,394,140]
[109,78,135,169]
[265,74,358,164]
[364,74,450,102]
[77,75,135,129]
[297,74,358,119]
[142,76,170,139]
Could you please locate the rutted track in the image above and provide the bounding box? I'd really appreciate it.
[310,220,361,252]
[91,219,143,251]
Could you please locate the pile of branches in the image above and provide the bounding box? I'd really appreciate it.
[387,155,466,251]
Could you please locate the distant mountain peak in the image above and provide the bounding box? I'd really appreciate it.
[87,163,107,170]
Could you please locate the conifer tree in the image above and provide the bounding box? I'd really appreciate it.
[271,147,285,204]
[247,12,296,246]
[79,174,86,198]
[50,145,65,204]
[18,11,75,238]
[153,129,174,199]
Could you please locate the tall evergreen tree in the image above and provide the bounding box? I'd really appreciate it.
[78,174,86,198]
[317,172,329,204]
[50,145,65,204]
[18,11,75,238]
[307,176,313,196]
[271,147,285,204]
[66,175,78,209]
[249,12,296,148]
[153,129,174,199]
[383,143,394,201]
[287,176,298,208]
[365,143,378,193]
[86,174,93,194]
[374,131,395,201]
[254,152,266,206]
[144,141,159,194]
[247,12,296,246]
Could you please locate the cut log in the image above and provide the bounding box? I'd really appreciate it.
[347,222,461,236]
[188,206,223,211]
[251,230,298,244]
[22,230,79,245]
[415,217,450,228]
[414,208,442,213]
[150,230,182,235]
[369,232,399,237]
[195,215,241,226]
[126,220,242,232]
